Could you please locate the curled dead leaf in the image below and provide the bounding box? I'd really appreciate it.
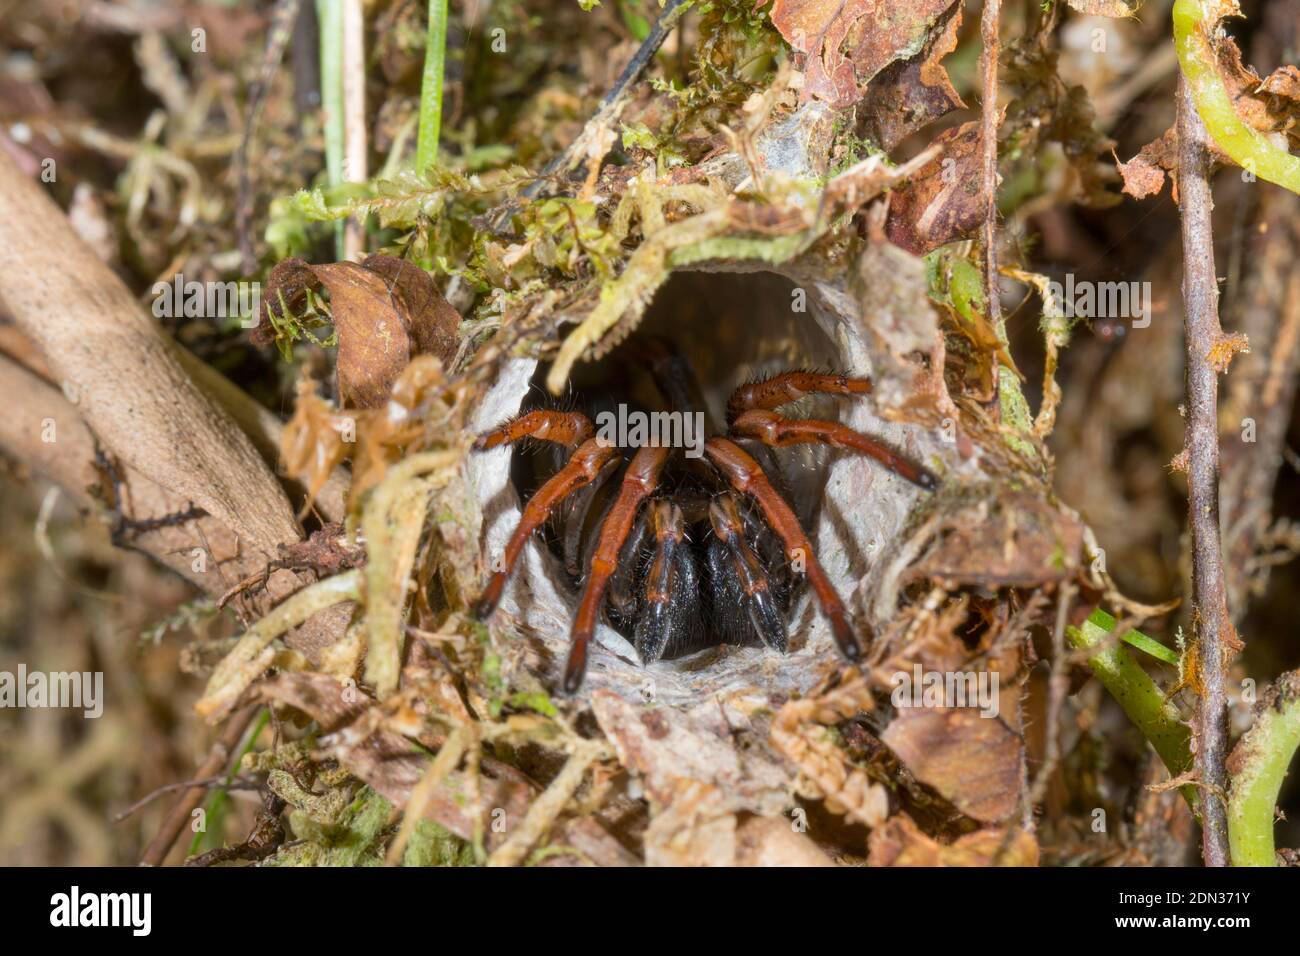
[908,490,1085,589]
[885,121,986,255]
[768,0,960,109]
[257,254,461,409]
[880,706,1024,824]
[859,1,965,151]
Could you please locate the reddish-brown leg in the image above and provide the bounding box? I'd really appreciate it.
[727,372,872,424]
[704,437,862,661]
[474,409,595,451]
[565,445,669,693]
[731,408,938,491]
[472,438,618,619]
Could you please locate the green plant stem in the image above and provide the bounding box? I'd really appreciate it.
[1227,674,1300,866]
[318,0,345,257]
[1172,0,1300,193]
[1087,608,1181,666]
[416,0,449,175]
[1068,612,1195,809]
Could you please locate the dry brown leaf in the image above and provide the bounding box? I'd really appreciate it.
[881,706,1023,824]
[768,0,960,108]
[280,378,352,517]
[255,671,369,732]
[885,121,985,254]
[868,813,1039,865]
[859,1,965,151]
[257,254,460,409]
[909,491,1085,588]
[1116,135,1174,201]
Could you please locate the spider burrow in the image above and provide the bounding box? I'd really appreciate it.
[472,340,939,693]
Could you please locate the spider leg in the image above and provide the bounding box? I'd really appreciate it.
[731,408,938,491]
[474,409,595,450]
[607,506,651,619]
[706,493,788,652]
[472,438,618,620]
[560,454,622,578]
[727,371,873,424]
[634,500,701,663]
[565,445,670,693]
[704,437,862,661]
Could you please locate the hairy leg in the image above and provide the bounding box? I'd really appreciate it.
[560,454,622,577]
[726,371,872,424]
[606,506,651,619]
[566,445,670,693]
[731,408,938,491]
[704,437,862,661]
[472,438,618,619]
[474,409,595,451]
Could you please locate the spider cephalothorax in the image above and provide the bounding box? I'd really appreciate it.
[472,341,938,693]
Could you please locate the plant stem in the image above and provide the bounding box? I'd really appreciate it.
[416,0,449,175]
[1068,615,1195,809]
[1088,608,1180,666]
[1227,673,1300,866]
[341,0,368,260]
[1177,66,1233,867]
[1172,0,1300,193]
[318,0,346,257]
[978,0,1003,410]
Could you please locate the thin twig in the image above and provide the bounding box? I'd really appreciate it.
[1027,582,1075,817]
[1176,72,1232,867]
[139,705,259,866]
[978,0,1003,411]
[113,774,261,823]
[234,0,302,274]
[488,0,688,231]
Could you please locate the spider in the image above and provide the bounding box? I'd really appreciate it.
[471,340,938,693]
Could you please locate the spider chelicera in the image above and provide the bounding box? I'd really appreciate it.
[472,340,938,693]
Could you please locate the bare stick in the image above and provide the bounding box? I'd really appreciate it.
[979,0,1003,409]
[234,0,302,274]
[139,706,259,866]
[1176,73,1232,867]
[489,0,687,229]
